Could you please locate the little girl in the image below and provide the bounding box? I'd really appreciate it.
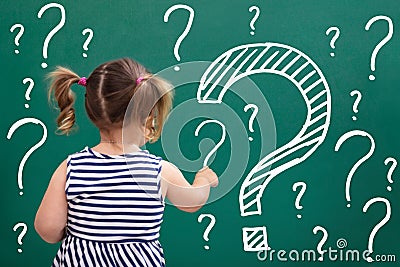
[35,58,218,267]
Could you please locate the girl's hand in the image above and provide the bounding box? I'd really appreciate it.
[195,166,218,187]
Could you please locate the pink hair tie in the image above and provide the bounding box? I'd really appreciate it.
[136,77,145,85]
[78,77,87,87]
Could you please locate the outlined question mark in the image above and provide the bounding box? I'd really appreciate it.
[248,6,260,36]
[194,119,226,167]
[6,118,47,195]
[350,89,362,121]
[292,181,307,219]
[384,157,397,191]
[313,225,328,261]
[22,78,34,108]
[37,2,66,68]
[325,26,340,57]
[334,130,375,207]
[196,42,331,251]
[10,23,24,54]
[197,214,216,250]
[82,28,94,58]
[244,103,259,141]
[163,4,194,72]
[365,15,393,81]
[362,197,391,262]
[13,222,27,253]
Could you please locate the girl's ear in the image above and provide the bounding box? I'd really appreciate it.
[144,111,156,142]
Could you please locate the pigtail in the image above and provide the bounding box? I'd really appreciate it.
[147,76,174,142]
[47,66,80,135]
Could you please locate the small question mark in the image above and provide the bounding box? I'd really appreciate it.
[243,104,259,141]
[365,15,393,81]
[163,4,194,72]
[248,6,260,36]
[350,90,362,121]
[313,225,328,261]
[384,157,397,191]
[82,28,94,58]
[13,222,28,253]
[37,3,66,68]
[292,181,307,219]
[10,23,24,54]
[325,26,340,57]
[22,78,35,109]
[362,197,391,262]
[197,214,216,250]
[334,130,375,207]
[6,118,48,195]
[194,119,226,167]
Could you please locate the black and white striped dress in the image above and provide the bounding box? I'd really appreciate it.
[52,146,165,267]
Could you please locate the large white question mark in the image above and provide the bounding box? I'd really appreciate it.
[82,28,94,58]
[248,6,260,36]
[6,118,47,195]
[325,26,340,57]
[196,42,331,251]
[362,197,391,262]
[292,181,307,219]
[313,225,328,261]
[13,222,27,253]
[334,130,375,207]
[10,23,24,54]
[22,77,35,109]
[384,157,397,191]
[197,214,216,250]
[350,89,362,121]
[365,15,393,81]
[243,103,259,141]
[194,119,226,167]
[163,4,194,72]
[37,3,66,68]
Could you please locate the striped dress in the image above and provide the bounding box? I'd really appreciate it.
[52,146,165,267]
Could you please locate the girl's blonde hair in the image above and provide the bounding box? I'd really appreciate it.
[48,58,173,142]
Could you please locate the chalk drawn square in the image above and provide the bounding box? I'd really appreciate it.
[242,226,269,251]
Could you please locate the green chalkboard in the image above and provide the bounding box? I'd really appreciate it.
[1,0,400,266]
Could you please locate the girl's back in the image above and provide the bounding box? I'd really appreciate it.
[55,146,165,266]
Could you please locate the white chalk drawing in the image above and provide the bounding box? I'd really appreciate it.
[350,90,362,121]
[163,4,194,71]
[10,23,24,54]
[22,78,34,109]
[37,2,66,68]
[197,214,216,250]
[336,238,348,249]
[197,42,331,251]
[362,197,391,262]
[6,118,48,195]
[242,226,269,252]
[384,157,397,192]
[81,28,94,58]
[325,26,340,57]
[194,119,226,167]
[248,6,260,36]
[365,15,393,81]
[334,130,375,207]
[313,225,328,261]
[292,181,307,219]
[243,103,259,141]
[13,222,27,253]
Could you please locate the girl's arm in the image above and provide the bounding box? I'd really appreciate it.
[160,160,218,213]
[34,160,68,243]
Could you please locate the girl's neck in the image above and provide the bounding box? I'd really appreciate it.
[94,128,143,155]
